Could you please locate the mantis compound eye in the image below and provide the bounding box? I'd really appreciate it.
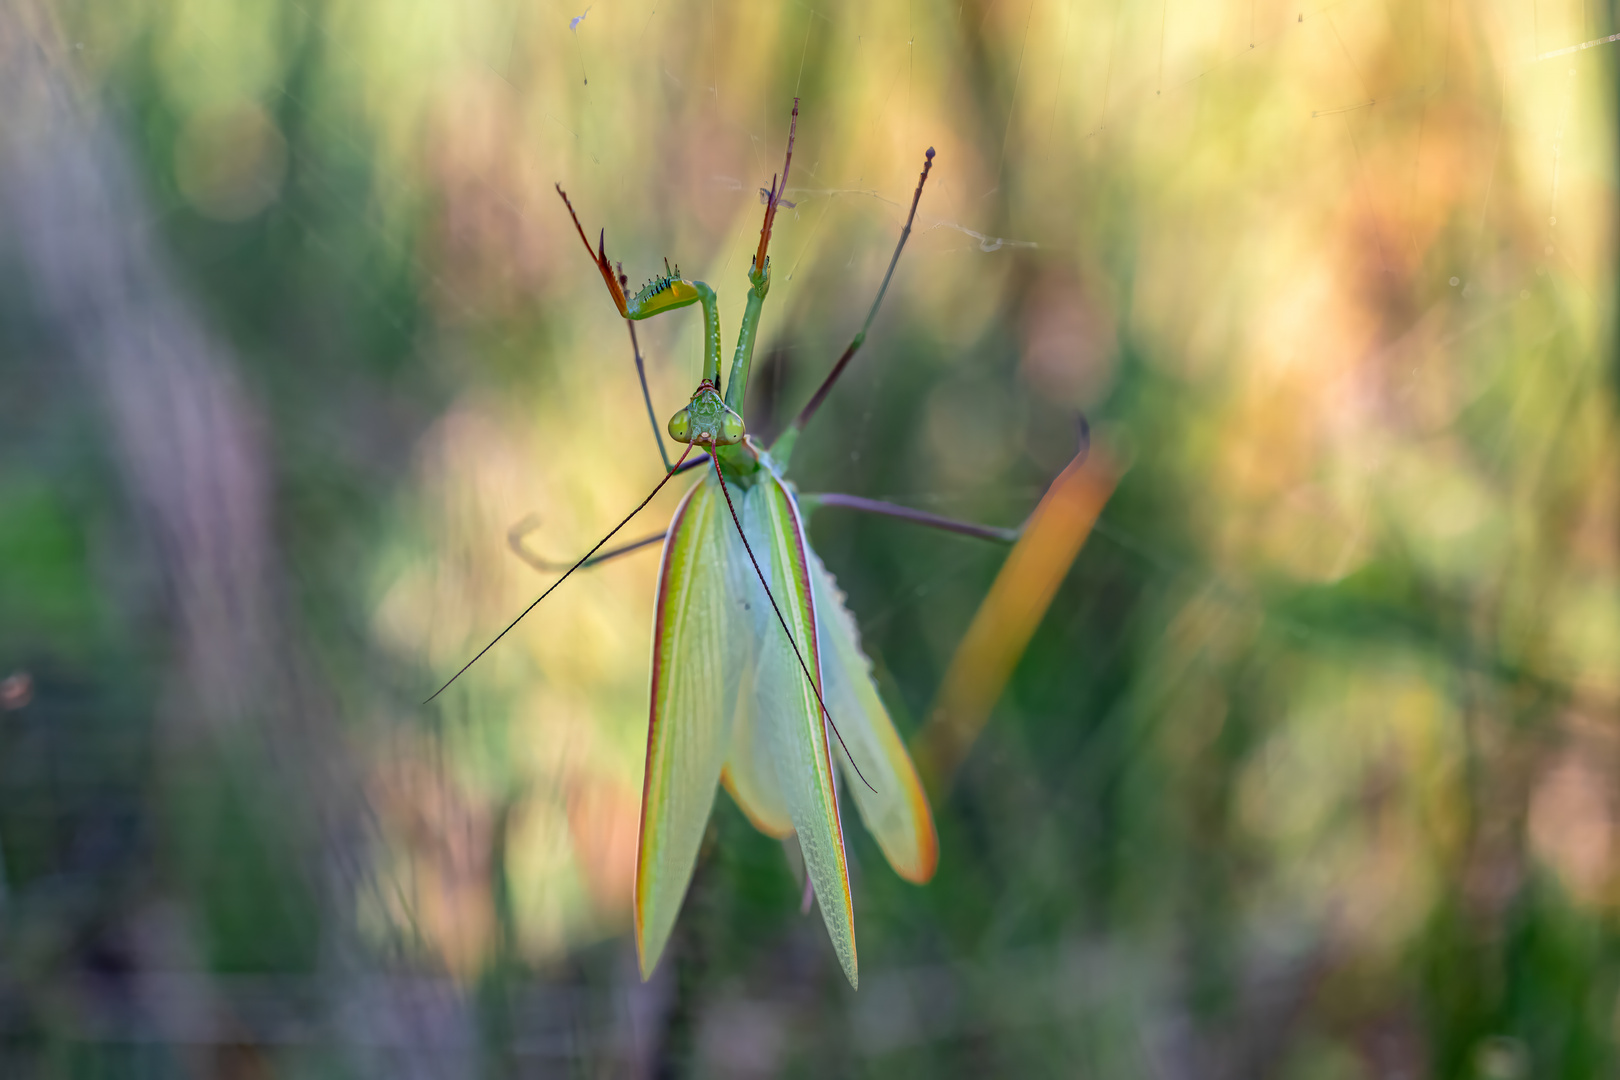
[667,408,692,444]
[719,410,746,446]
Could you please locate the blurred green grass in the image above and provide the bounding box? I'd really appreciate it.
[2,0,1619,1075]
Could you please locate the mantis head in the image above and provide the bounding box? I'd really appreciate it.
[668,381,744,447]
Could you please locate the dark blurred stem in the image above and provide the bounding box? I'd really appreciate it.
[479,793,522,1077]
[651,847,711,1078]
[627,321,674,472]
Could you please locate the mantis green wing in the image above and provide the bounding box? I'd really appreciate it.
[742,472,859,989]
[807,550,939,884]
[636,473,743,979]
[721,649,795,837]
[720,533,792,839]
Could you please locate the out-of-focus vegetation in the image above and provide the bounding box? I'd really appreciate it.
[2,0,1618,1074]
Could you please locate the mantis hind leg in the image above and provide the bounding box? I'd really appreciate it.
[503,451,714,574]
[797,415,1091,543]
[797,494,1021,544]
[773,146,936,461]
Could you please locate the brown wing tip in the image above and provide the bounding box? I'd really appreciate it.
[898,816,940,884]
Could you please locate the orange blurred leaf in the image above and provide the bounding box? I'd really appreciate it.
[915,445,1119,792]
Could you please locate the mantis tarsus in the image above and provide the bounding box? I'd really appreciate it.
[430,101,1070,989]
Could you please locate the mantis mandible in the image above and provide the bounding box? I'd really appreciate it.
[431,102,1047,989]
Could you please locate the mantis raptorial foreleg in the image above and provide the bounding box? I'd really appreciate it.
[555,185,726,466]
[555,184,675,469]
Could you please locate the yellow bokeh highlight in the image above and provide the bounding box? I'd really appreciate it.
[61,0,1618,979]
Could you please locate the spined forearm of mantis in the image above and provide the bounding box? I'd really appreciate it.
[428,99,1099,990]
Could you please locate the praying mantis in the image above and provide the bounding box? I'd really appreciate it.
[429,101,1065,990]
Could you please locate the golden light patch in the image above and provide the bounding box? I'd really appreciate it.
[173,101,287,221]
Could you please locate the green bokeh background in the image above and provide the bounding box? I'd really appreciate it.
[3,0,1619,1075]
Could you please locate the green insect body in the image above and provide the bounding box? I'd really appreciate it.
[568,106,940,991]
[438,103,952,991]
